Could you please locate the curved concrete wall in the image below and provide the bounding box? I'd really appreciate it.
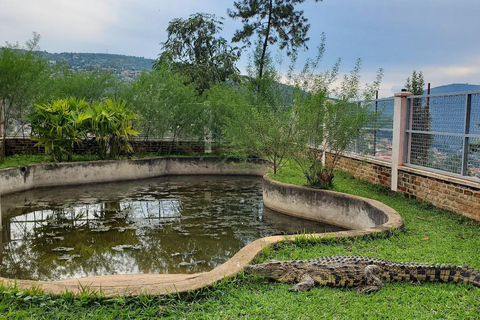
[0,158,403,296]
[263,175,397,230]
[0,157,269,196]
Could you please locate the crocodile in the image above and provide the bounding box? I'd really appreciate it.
[243,256,480,293]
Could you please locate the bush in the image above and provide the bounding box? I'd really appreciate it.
[30,97,139,161]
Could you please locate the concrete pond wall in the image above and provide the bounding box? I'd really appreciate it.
[0,157,269,195]
[0,157,403,296]
[262,175,397,230]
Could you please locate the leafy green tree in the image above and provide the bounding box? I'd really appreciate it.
[290,52,383,189]
[203,82,246,153]
[405,70,431,167]
[405,70,425,95]
[0,33,51,153]
[228,0,322,85]
[154,13,240,94]
[125,65,202,151]
[221,51,296,174]
[48,65,119,101]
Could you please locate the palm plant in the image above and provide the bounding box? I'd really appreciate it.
[30,98,90,161]
[89,99,139,159]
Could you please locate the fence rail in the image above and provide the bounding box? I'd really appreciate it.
[405,91,480,180]
[348,97,394,161]
[345,91,480,183]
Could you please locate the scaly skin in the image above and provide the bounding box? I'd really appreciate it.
[243,256,480,293]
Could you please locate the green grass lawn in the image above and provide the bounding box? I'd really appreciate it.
[1,160,479,319]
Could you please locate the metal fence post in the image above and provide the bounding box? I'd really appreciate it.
[391,90,413,191]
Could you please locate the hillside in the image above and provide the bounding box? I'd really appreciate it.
[428,83,480,94]
[39,51,155,81]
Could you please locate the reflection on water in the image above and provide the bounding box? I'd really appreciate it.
[0,176,345,281]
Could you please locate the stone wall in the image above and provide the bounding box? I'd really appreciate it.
[333,153,480,221]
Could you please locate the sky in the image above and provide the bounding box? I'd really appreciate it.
[1,0,479,97]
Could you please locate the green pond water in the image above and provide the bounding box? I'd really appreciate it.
[0,175,344,281]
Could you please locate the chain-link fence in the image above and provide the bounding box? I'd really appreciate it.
[405,91,480,179]
[347,98,394,161]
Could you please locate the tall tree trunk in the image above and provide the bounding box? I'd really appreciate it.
[0,99,6,160]
[257,0,273,92]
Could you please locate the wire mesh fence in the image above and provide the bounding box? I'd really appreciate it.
[347,98,394,161]
[405,91,480,180]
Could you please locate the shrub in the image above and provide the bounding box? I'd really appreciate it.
[30,98,139,161]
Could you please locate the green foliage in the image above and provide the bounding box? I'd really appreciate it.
[228,0,323,82]
[30,98,91,162]
[220,50,297,174]
[155,13,240,94]
[48,65,120,101]
[0,154,51,169]
[124,66,202,147]
[0,33,52,144]
[30,98,138,161]
[88,99,139,159]
[204,82,248,152]
[405,70,433,167]
[405,70,425,95]
[286,41,383,188]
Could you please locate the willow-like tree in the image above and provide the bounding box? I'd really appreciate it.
[154,13,240,95]
[0,32,51,157]
[228,0,322,86]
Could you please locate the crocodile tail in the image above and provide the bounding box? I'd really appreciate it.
[457,266,480,287]
[428,265,480,287]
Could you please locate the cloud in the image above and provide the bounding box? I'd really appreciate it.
[0,0,120,44]
[1,0,480,92]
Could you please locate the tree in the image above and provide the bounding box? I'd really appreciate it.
[405,70,425,95]
[405,70,431,167]
[289,47,383,189]
[48,65,119,102]
[154,13,240,95]
[124,65,202,151]
[0,32,51,154]
[228,0,322,86]
[221,50,297,174]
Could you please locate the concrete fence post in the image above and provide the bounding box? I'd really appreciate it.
[391,90,412,191]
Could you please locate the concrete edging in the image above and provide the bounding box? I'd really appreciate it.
[0,158,404,296]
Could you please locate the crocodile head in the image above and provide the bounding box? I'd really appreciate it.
[244,260,297,283]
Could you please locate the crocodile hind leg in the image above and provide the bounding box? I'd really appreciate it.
[288,274,315,292]
[357,265,384,293]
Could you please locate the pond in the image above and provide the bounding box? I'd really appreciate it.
[0,175,345,281]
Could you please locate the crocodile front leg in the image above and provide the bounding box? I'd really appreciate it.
[357,264,384,293]
[288,274,315,292]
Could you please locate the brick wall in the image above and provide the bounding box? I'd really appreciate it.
[333,153,480,221]
[4,138,206,156]
[334,155,392,188]
[5,138,45,156]
[397,168,480,221]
